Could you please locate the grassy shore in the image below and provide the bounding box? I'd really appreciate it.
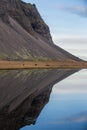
[0,61,87,69]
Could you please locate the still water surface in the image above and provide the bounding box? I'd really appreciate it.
[0,69,87,130]
[21,69,87,130]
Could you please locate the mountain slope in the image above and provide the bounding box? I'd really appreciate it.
[0,0,80,61]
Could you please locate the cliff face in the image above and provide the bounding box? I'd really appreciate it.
[0,0,52,43]
[0,0,80,61]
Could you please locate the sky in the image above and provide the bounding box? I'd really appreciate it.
[23,0,87,60]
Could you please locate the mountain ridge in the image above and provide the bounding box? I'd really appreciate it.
[0,0,81,61]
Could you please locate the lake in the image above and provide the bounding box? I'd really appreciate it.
[0,69,87,130]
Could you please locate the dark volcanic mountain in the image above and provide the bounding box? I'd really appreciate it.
[0,0,80,61]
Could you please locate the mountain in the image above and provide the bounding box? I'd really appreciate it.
[0,69,78,130]
[0,0,80,61]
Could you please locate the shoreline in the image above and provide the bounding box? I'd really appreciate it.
[0,61,87,69]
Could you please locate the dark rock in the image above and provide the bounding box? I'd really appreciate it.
[0,0,53,43]
[0,0,81,61]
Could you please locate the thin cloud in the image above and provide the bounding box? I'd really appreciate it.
[65,6,87,17]
[58,0,87,17]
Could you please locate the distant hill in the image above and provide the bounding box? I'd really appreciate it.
[0,0,80,61]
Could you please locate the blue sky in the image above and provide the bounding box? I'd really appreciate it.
[23,0,87,60]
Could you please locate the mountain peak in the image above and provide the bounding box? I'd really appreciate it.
[0,0,53,44]
[0,0,21,8]
[0,0,20,2]
[0,0,20,4]
[0,0,80,61]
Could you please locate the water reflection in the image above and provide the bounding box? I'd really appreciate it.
[0,69,79,130]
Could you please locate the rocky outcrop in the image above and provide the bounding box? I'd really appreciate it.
[0,0,53,44]
[0,0,81,61]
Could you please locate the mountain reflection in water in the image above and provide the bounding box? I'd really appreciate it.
[0,69,79,130]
